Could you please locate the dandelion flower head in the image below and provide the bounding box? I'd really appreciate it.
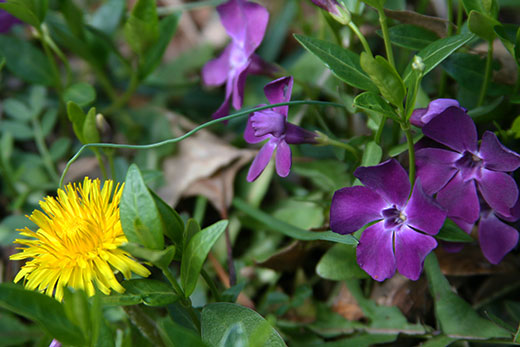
[10,178,150,301]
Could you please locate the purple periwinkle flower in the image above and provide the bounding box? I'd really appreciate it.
[0,0,21,33]
[330,159,446,281]
[410,98,463,128]
[202,0,270,119]
[49,340,61,347]
[416,107,520,223]
[310,0,350,24]
[244,76,317,182]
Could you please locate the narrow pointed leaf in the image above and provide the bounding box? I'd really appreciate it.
[294,34,378,92]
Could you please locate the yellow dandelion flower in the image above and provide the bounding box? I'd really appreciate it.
[10,177,151,301]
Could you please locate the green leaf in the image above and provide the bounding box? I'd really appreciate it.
[403,33,475,83]
[462,0,498,17]
[232,197,358,245]
[63,82,96,107]
[124,0,159,56]
[59,0,85,39]
[353,92,400,122]
[0,0,48,27]
[0,283,85,345]
[49,137,71,161]
[292,160,350,192]
[89,0,125,35]
[424,253,511,339]
[468,10,499,41]
[3,98,33,121]
[361,141,383,167]
[219,323,249,347]
[385,24,439,50]
[293,34,378,92]
[158,317,207,347]
[0,35,55,85]
[201,303,286,347]
[63,289,91,339]
[120,164,165,249]
[510,115,520,139]
[360,53,405,108]
[0,312,42,345]
[442,53,510,97]
[29,85,47,113]
[40,108,58,137]
[66,101,86,143]
[184,218,201,251]
[360,0,385,10]
[140,13,181,79]
[494,24,518,56]
[103,279,179,306]
[82,107,100,144]
[0,132,13,164]
[0,120,33,140]
[181,220,228,297]
[120,243,176,269]
[150,189,184,248]
[436,218,474,242]
[316,244,367,280]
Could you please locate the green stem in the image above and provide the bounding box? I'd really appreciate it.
[193,196,208,226]
[161,267,185,297]
[93,66,118,101]
[92,148,108,180]
[32,118,60,183]
[157,0,225,15]
[477,40,494,107]
[456,0,464,34]
[403,125,416,187]
[201,268,222,302]
[160,261,204,333]
[374,115,386,144]
[103,67,140,115]
[38,28,63,94]
[59,100,344,187]
[378,9,395,68]
[348,22,373,57]
[317,132,359,159]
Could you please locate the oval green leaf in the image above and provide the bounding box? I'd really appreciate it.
[120,164,164,250]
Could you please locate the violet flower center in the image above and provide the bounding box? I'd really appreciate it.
[455,151,483,180]
[381,206,407,229]
[229,44,248,70]
[250,110,286,138]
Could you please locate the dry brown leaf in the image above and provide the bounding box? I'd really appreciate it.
[158,110,256,207]
[370,274,431,320]
[332,282,364,321]
[435,246,518,276]
[384,9,449,38]
[183,154,253,216]
[256,241,309,272]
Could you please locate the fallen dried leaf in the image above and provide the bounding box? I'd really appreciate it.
[332,282,365,321]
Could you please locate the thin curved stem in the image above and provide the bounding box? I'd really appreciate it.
[59,100,345,187]
[348,22,373,57]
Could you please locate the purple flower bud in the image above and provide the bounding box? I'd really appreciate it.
[310,0,350,24]
[49,340,61,347]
